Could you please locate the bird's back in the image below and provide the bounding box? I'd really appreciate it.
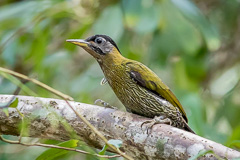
[101,59,188,124]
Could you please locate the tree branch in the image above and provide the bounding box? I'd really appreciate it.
[0,95,239,159]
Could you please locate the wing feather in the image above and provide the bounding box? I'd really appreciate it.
[126,61,188,122]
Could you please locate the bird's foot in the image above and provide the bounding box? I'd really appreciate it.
[94,99,117,109]
[141,115,172,134]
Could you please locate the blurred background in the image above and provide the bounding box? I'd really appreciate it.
[0,0,240,159]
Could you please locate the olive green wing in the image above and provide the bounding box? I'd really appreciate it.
[126,61,188,122]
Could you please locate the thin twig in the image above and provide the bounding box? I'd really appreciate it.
[0,135,121,159]
[0,67,73,101]
[65,101,133,160]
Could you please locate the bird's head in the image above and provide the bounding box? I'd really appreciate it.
[67,35,122,63]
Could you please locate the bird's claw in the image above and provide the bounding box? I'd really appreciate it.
[141,120,156,134]
[94,99,117,109]
[141,116,172,134]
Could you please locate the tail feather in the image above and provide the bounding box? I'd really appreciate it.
[183,121,195,134]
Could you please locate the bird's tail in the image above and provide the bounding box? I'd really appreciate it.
[183,121,195,134]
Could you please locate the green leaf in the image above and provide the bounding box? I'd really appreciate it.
[171,0,220,51]
[18,117,29,136]
[98,144,108,155]
[36,140,79,160]
[93,5,123,41]
[226,126,240,147]
[122,0,160,34]
[2,108,9,117]
[228,140,240,149]
[0,97,18,108]
[188,150,218,160]
[0,102,8,108]
[99,139,122,155]
[135,5,160,34]
[149,1,203,57]
[9,97,18,108]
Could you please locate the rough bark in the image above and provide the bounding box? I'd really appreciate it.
[0,95,239,160]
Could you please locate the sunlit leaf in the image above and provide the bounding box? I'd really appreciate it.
[226,125,240,146]
[122,0,160,34]
[99,144,108,155]
[171,0,220,51]
[228,140,240,149]
[36,140,79,160]
[188,150,214,160]
[9,97,18,108]
[2,108,9,117]
[108,139,122,149]
[0,97,18,108]
[99,139,122,155]
[93,5,123,41]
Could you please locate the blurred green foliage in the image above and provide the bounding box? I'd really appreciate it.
[0,0,240,159]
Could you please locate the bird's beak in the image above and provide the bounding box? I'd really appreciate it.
[66,38,101,59]
[66,39,89,47]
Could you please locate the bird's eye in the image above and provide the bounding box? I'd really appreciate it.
[95,37,103,44]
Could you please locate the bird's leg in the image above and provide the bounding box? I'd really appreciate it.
[141,115,172,134]
[94,99,117,109]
